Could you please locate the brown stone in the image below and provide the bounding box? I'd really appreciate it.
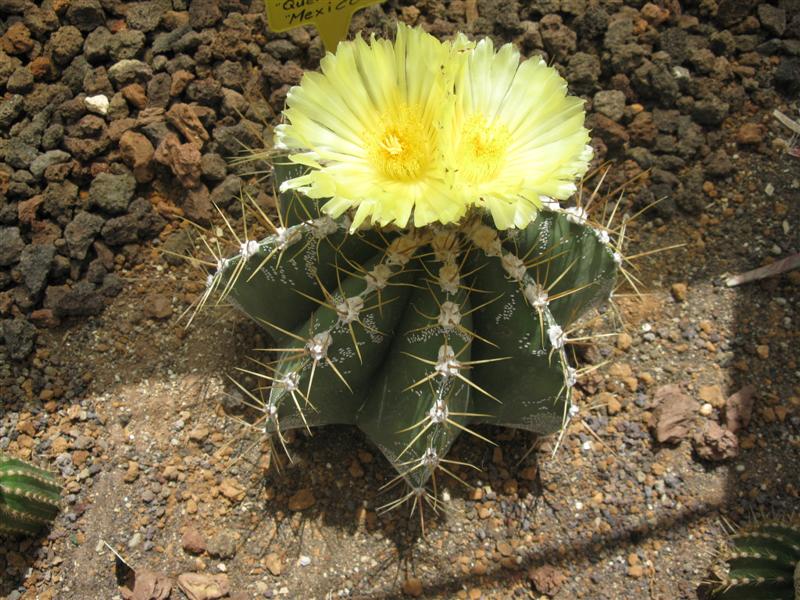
[650,384,696,443]
[119,130,155,183]
[264,552,282,576]
[698,384,725,409]
[528,565,566,596]
[725,385,755,433]
[177,573,229,600]
[670,282,688,302]
[402,578,423,597]
[119,569,172,600]
[181,526,206,555]
[693,421,738,460]
[288,488,315,511]
[219,478,246,503]
[143,294,172,319]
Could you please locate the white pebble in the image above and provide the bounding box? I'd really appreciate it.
[299,555,311,567]
[85,94,109,115]
[699,403,713,416]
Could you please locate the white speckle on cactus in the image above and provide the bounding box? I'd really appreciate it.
[421,447,439,468]
[437,262,460,294]
[335,296,364,325]
[240,239,260,259]
[279,371,300,392]
[216,258,226,272]
[205,273,215,288]
[365,263,392,291]
[569,403,579,418]
[437,301,462,329]
[434,344,461,378]
[310,216,338,238]
[523,282,549,309]
[428,399,449,424]
[564,206,588,225]
[594,228,610,244]
[501,252,526,281]
[612,251,622,265]
[306,331,332,361]
[547,324,565,349]
[276,226,302,249]
[566,366,577,387]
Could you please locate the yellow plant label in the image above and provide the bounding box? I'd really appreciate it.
[264,0,386,53]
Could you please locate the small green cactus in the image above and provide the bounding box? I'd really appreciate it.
[0,454,61,536]
[711,519,800,600]
[195,158,621,503]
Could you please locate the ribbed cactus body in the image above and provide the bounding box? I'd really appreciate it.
[713,521,800,600]
[206,160,620,491]
[0,454,61,536]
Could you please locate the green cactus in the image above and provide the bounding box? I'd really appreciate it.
[199,157,620,502]
[711,520,800,600]
[0,454,61,536]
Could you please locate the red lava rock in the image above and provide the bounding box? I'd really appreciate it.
[640,2,670,26]
[119,568,172,600]
[1,22,34,55]
[177,573,230,600]
[166,103,209,148]
[170,69,195,96]
[528,564,567,596]
[121,84,148,109]
[181,526,207,555]
[650,384,697,443]
[143,294,172,319]
[154,133,202,188]
[736,123,765,145]
[725,385,756,433]
[693,421,738,461]
[588,113,630,150]
[119,131,155,183]
[17,196,44,225]
[183,184,213,224]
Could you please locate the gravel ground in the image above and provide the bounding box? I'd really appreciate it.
[1,0,799,598]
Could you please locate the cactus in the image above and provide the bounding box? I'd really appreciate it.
[711,519,800,600]
[0,454,61,536]
[195,158,621,502]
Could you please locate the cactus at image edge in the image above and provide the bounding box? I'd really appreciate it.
[0,454,61,536]
[202,158,620,496]
[712,519,800,600]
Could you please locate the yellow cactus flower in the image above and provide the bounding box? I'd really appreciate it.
[275,24,468,230]
[444,38,592,230]
[275,25,591,231]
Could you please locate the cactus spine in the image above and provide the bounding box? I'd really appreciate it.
[712,520,800,600]
[192,158,621,503]
[0,454,61,536]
